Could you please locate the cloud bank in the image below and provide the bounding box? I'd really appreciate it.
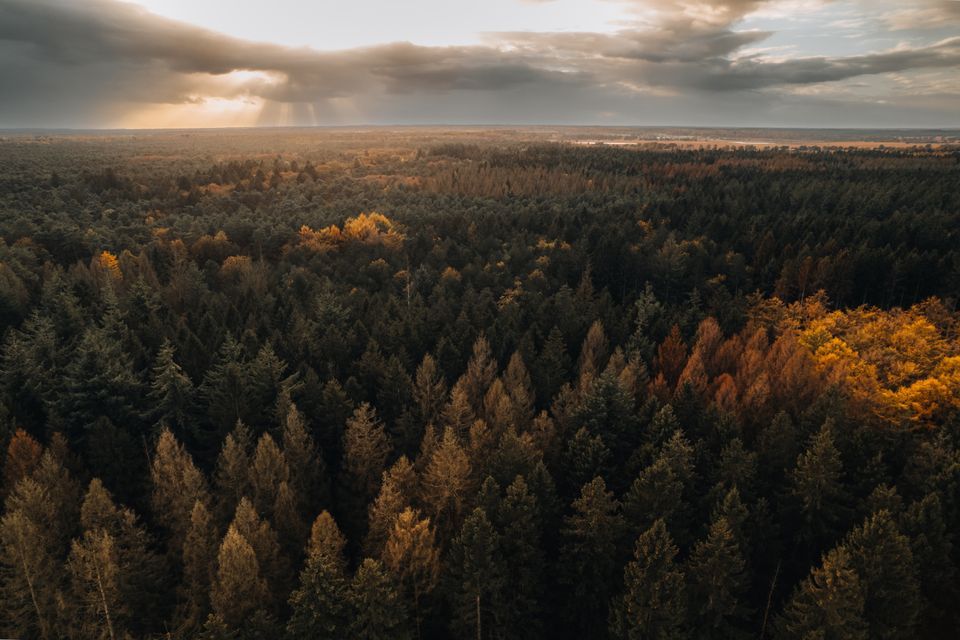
[0,0,958,127]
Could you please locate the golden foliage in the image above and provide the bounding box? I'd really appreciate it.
[783,297,960,428]
[96,250,122,281]
[297,212,403,253]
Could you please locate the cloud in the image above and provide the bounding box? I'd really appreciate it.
[0,0,957,127]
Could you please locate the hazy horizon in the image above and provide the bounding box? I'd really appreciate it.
[2,0,959,129]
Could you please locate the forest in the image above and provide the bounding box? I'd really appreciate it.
[0,128,959,639]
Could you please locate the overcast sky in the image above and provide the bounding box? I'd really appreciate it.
[1,0,958,128]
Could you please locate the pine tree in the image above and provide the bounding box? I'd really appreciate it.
[844,510,920,640]
[447,507,505,640]
[150,427,210,553]
[149,339,195,435]
[463,334,498,414]
[179,500,218,633]
[228,498,284,602]
[503,351,535,430]
[382,508,440,638]
[210,526,269,630]
[413,353,447,428]
[69,528,124,640]
[287,511,350,639]
[281,402,328,513]
[74,479,166,636]
[340,403,391,529]
[534,327,571,405]
[348,558,412,640]
[611,519,687,640]
[420,426,472,540]
[776,545,868,640]
[685,516,748,637]
[0,508,58,639]
[213,421,252,524]
[249,431,289,518]
[365,456,416,557]
[789,420,849,550]
[496,476,545,639]
[560,476,624,637]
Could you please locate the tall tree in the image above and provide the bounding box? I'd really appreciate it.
[685,516,748,637]
[559,476,624,638]
[382,508,440,638]
[210,525,269,631]
[610,519,687,640]
[348,558,412,640]
[844,510,920,640]
[287,511,350,639]
[150,427,210,554]
[776,545,868,640]
[446,507,505,640]
[420,426,472,540]
[148,339,196,436]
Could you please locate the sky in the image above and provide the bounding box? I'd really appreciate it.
[0,0,958,129]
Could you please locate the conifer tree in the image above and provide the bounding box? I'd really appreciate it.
[340,403,391,527]
[560,476,624,637]
[496,476,545,639]
[534,326,571,405]
[348,558,412,640]
[365,456,416,557]
[844,510,920,640]
[463,334,498,414]
[420,426,472,539]
[382,508,440,638]
[287,511,350,639]
[210,526,269,631]
[447,507,505,640]
[69,528,124,640]
[0,508,58,639]
[149,339,195,435]
[776,545,868,640]
[213,421,252,524]
[150,427,210,553]
[281,402,328,512]
[413,353,447,428]
[610,519,687,640]
[685,516,748,637]
[249,431,289,518]
[789,420,849,550]
[179,500,218,633]
[228,498,284,602]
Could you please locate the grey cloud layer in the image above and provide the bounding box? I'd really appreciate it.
[0,0,958,127]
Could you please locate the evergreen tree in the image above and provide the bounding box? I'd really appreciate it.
[420,425,472,540]
[150,427,210,554]
[348,558,412,640]
[560,476,624,638]
[610,519,687,640]
[179,500,218,633]
[210,526,269,631]
[287,511,350,639]
[776,546,868,640]
[496,476,545,639]
[447,507,505,640]
[844,510,920,640]
[685,516,749,637]
[213,421,252,524]
[365,456,416,557]
[789,420,849,550]
[382,508,440,638]
[149,339,196,435]
[0,508,58,639]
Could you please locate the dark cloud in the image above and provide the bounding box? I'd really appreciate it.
[0,0,957,127]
